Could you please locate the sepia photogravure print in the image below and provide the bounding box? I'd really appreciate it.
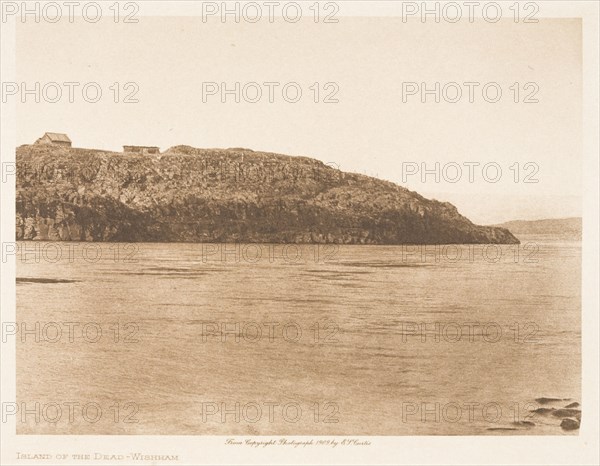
[1,1,598,465]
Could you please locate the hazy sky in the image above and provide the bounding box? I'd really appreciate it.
[16,17,581,224]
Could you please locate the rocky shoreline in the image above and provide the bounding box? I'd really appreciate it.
[16,144,519,245]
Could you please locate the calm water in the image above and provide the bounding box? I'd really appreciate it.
[16,237,581,435]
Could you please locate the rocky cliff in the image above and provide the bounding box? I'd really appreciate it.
[16,144,518,244]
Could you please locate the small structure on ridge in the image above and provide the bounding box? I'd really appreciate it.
[35,132,72,147]
[123,145,160,155]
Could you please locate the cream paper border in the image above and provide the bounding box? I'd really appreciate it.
[1,1,598,464]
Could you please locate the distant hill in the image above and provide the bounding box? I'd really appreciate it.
[16,144,519,244]
[493,218,582,240]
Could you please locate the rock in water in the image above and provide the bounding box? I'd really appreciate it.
[16,144,521,244]
[512,421,535,427]
[535,397,565,405]
[560,418,580,431]
[552,409,581,419]
[531,407,555,416]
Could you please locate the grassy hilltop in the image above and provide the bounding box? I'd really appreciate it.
[16,144,519,244]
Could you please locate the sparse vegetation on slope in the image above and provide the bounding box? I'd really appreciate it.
[16,144,519,244]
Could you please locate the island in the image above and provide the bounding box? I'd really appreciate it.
[16,143,519,244]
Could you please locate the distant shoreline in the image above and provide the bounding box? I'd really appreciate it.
[492,218,582,240]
